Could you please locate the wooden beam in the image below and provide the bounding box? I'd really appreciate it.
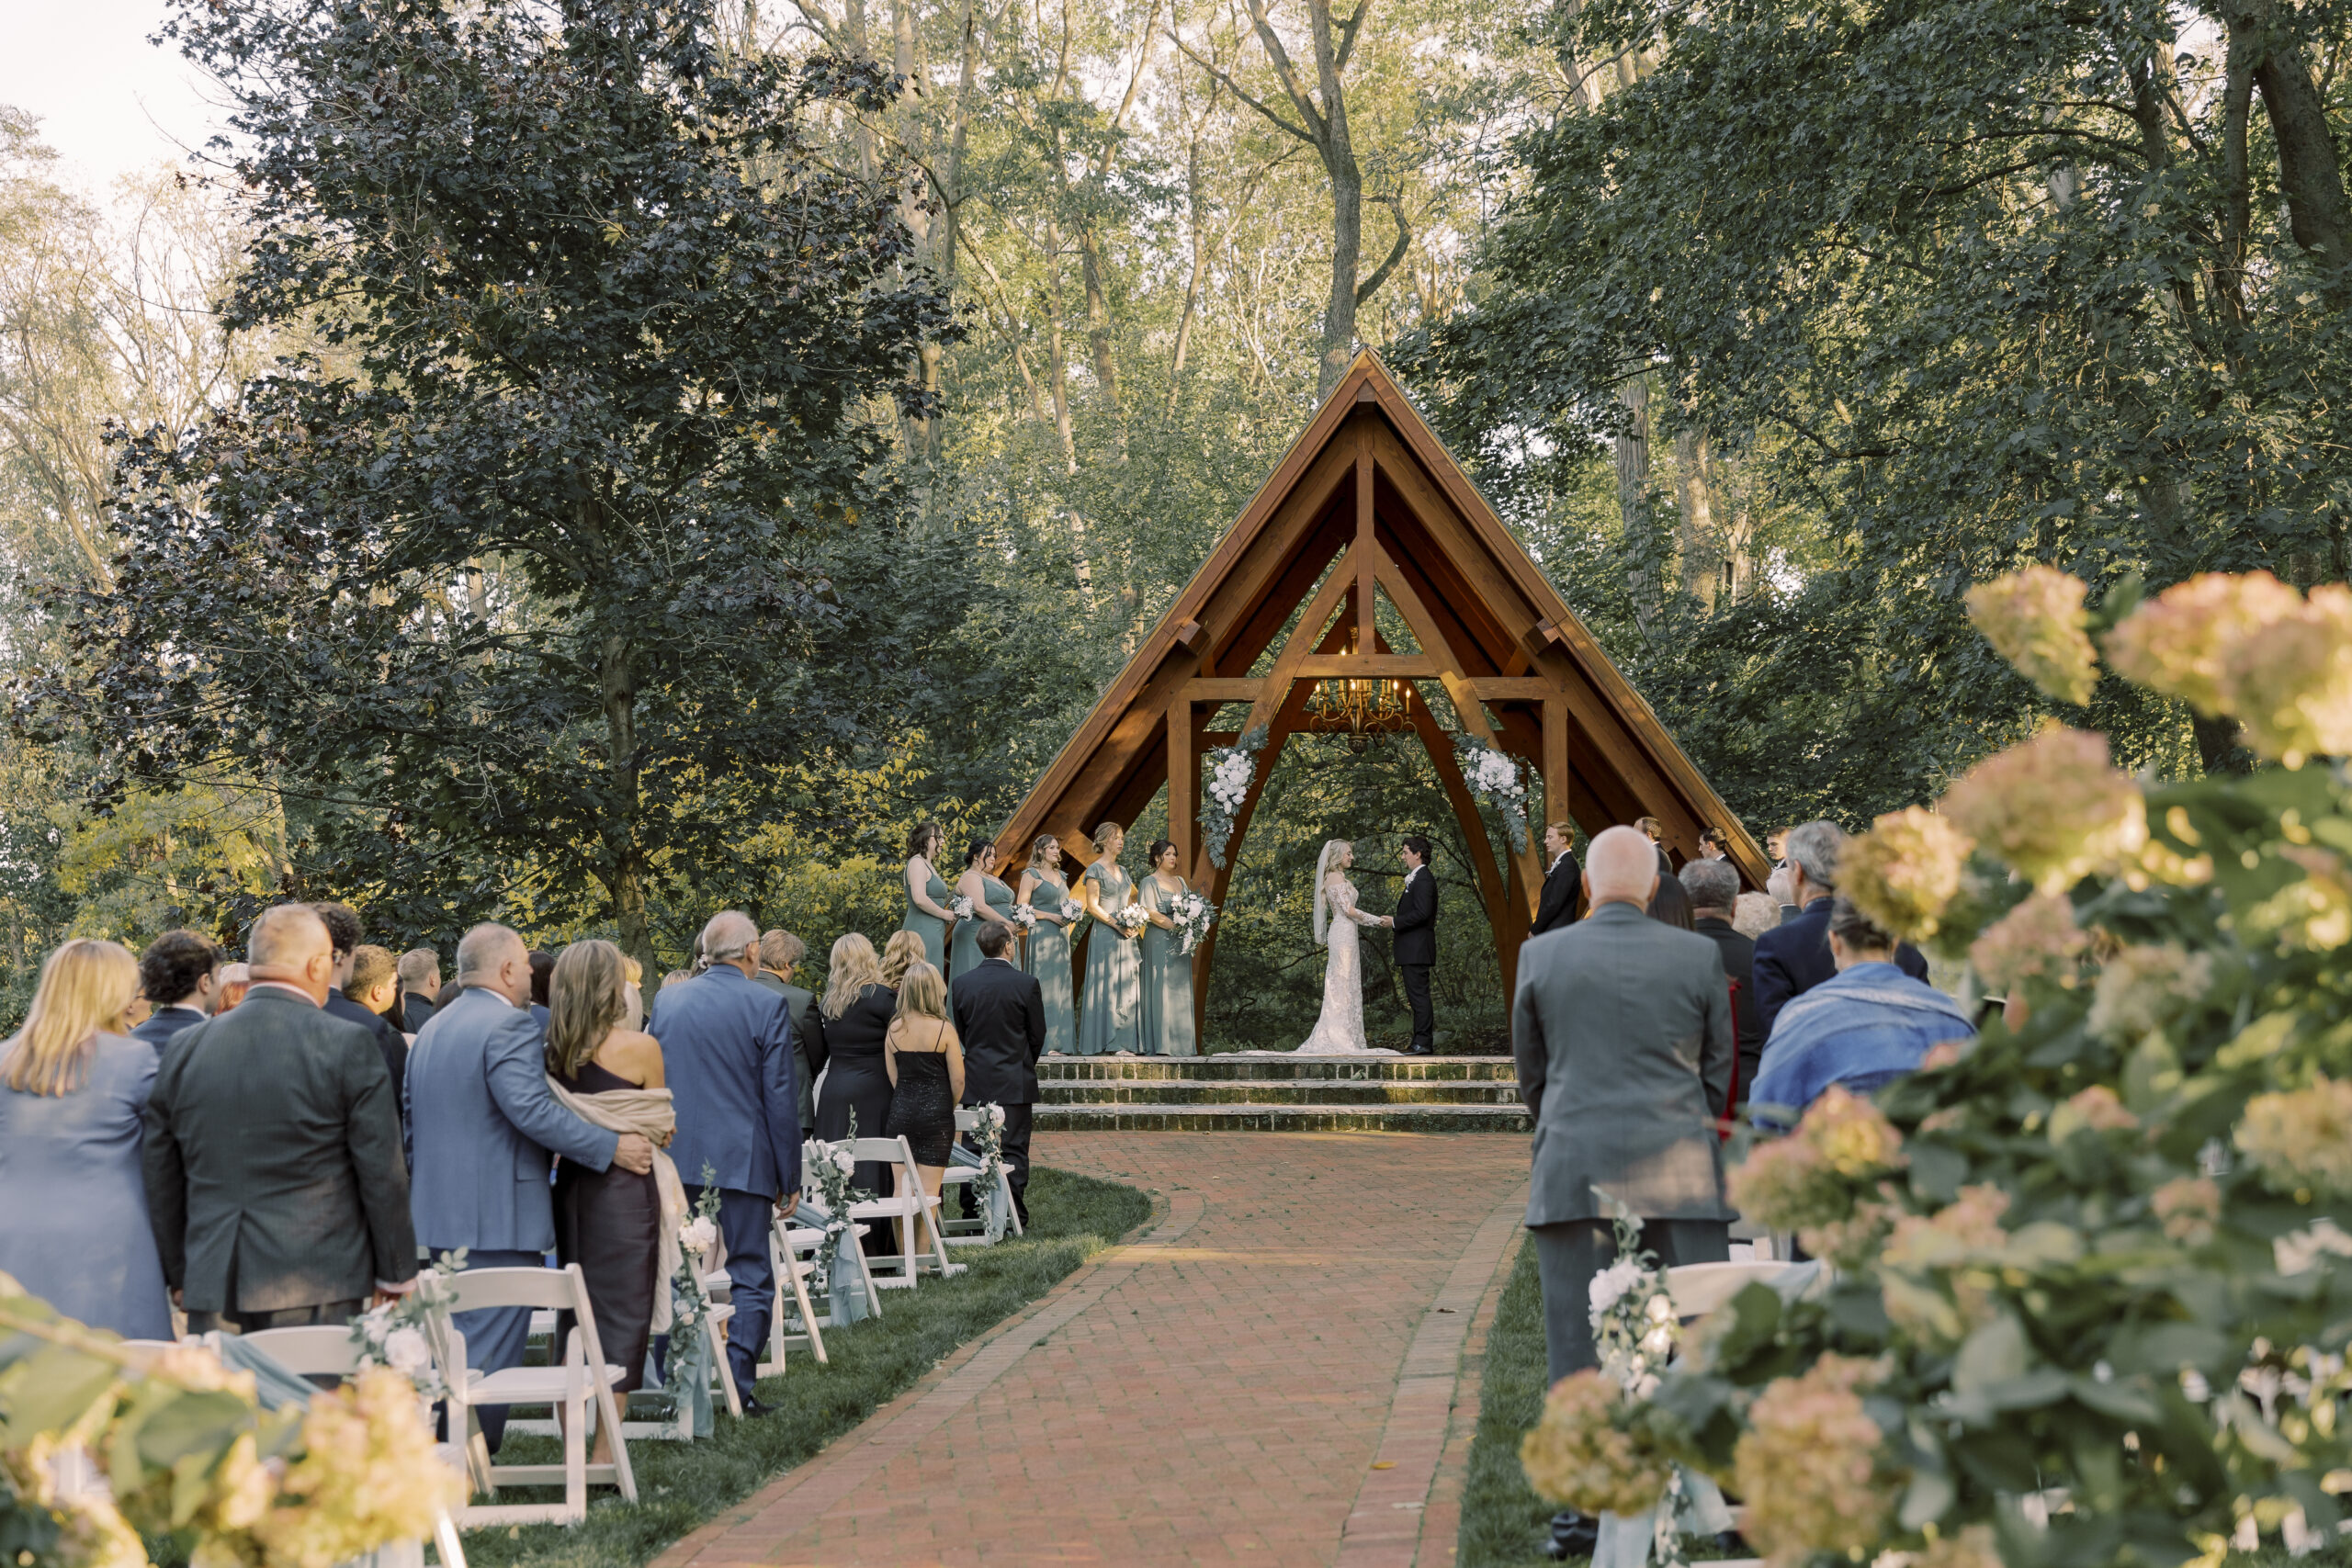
[1355,437,1375,654]
[1236,543,1359,739]
[1544,696,1570,832]
[1167,701,1195,874]
[1292,654,1437,678]
[1469,678,1555,701]
[1182,679,1262,703]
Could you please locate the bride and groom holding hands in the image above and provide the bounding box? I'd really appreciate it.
[1299,834,1438,1055]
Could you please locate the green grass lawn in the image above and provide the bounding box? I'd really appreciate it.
[458,1166,1151,1568]
[1456,1247,2352,1567]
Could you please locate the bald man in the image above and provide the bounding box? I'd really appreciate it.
[647,909,802,1415]
[144,904,417,1333]
[1512,826,1734,1558]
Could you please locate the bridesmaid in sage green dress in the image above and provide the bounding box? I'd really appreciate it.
[899,821,957,972]
[1074,823,1142,1055]
[1137,839,1199,1057]
[948,840,1020,981]
[1017,834,1080,1055]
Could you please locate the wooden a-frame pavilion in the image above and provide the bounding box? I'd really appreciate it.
[992,351,1764,1009]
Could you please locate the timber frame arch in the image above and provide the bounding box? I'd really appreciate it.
[992,351,1764,1012]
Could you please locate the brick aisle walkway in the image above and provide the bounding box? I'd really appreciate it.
[657,1130,1530,1568]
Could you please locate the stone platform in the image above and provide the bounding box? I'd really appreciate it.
[1035,1054,1531,1134]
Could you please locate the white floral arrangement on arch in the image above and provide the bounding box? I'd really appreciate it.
[1454,733,1532,852]
[1199,726,1269,868]
[1168,889,1218,954]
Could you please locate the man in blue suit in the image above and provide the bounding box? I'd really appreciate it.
[647,910,801,1416]
[404,921,654,1450]
[1753,820,1929,1037]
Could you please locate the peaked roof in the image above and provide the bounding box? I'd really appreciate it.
[993,350,1767,896]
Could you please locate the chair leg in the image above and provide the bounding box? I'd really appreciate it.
[594,1371,638,1503]
[784,1247,827,1364]
[922,1192,956,1277]
[859,1245,884,1316]
[561,1385,586,1524]
[433,1509,469,1568]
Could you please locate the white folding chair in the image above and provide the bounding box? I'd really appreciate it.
[1663,1260,1810,1321]
[759,1219,834,1375]
[227,1326,469,1568]
[424,1264,639,1525]
[938,1108,1024,1246]
[846,1135,958,1288]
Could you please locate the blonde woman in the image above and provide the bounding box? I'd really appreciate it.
[882,962,964,1257]
[816,933,898,1218]
[0,938,172,1338]
[542,940,670,1450]
[1074,821,1142,1055]
[1017,833,1080,1055]
[877,928,924,991]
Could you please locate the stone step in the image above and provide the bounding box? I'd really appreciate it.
[1042,1077,1521,1107]
[1035,1102,1532,1134]
[1038,1054,1517,1083]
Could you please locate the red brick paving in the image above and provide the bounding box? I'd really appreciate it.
[656,1131,1529,1568]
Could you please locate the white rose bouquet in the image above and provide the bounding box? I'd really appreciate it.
[946,893,975,920]
[1009,903,1038,931]
[804,1121,874,1289]
[349,1250,465,1397]
[1168,890,1218,954]
[1111,903,1148,937]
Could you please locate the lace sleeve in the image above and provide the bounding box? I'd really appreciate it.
[1333,879,1382,927]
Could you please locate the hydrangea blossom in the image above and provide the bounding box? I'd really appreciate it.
[2237,1075,2352,1200]
[1965,565,2099,705]
[1967,892,2088,997]
[1733,1354,1895,1567]
[1518,1370,1671,1517]
[2103,571,2306,716]
[1941,726,2146,893]
[2220,583,2352,767]
[1839,807,1973,939]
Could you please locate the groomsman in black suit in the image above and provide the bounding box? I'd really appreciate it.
[1531,821,1582,935]
[1394,835,1439,1055]
[950,921,1046,1224]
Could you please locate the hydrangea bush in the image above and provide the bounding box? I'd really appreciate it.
[1523,570,2352,1567]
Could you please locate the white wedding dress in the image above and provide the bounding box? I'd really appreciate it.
[1297,872,1396,1055]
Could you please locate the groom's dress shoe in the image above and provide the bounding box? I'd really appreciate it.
[1406,1043,1434,1055]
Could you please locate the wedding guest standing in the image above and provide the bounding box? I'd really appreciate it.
[1683,859,1762,1113]
[319,903,408,1116]
[0,939,172,1339]
[543,940,668,1456]
[1753,820,1928,1034]
[879,929,926,994]
[815,934,899,1247]
[398,949,441,1034]
[213,964,251,1012]
[899,822,957,971]
[132,931,221,1050]
[1075,823,1143,1055]
[1017,834,1080,1056]
[146,904,418,1334]
[950,921,1045,1226]
[754,931,827,1132]
[949,841,1020,982]
[1136,838,1198,1058]
[645,911,801,1416]
[1531,822,1581,934]
[883,962,963,1259]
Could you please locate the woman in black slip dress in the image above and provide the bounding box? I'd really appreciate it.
[814,933,899,1256]
[546,940,666,1461]
[882,960,965,1261]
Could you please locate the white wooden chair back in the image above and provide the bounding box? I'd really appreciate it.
[1664,1260,1809,1320]
[938,1109,1024,1244]
[238,1325,367,1378]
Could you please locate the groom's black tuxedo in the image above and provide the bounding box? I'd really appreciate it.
[1395,864,1439,1053]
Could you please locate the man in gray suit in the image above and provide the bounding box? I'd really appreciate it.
[1513,826,1734,1559]
[145,904,417,1332]
[404,921,654,1450]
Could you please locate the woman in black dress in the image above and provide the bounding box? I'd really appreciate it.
[546,940,665,1460]
[815,933,898,1248]
[882,961,964,1260]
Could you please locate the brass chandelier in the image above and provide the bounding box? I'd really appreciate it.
[1306,630,1415,752]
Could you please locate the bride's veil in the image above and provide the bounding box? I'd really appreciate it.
[1311,840,1348,947]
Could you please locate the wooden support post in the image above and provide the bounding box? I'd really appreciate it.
[1355,439,1376,647]
[1167,701,1194,875]
[1544,696,1569,835]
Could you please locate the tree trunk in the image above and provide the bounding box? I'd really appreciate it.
[1672,423,1717,606]
[598,627,655,977]
[2222,0,2352,288]
[1615,377,1659,632]
[1319,130,1364,399]
[1165,88,1216,416]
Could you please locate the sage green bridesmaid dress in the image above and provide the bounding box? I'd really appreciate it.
[1075,860,1141,1055]
[948,873,1016,980]
[899,857,952,971]
[1137,874,1198,1058]
[1022,870,1080,1055]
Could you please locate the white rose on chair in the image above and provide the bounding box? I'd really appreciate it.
[680,1215,720,1257]
[832,1145,856,1177]
[381,1326,433,1377]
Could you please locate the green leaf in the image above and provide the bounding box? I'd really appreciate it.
[1952,1313,2030,1396]
[0,1345,119,1443]
[132,1389,254,1469]
[1898,1466,1954,1529]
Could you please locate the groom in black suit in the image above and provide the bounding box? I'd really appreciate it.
[949,921,1046,1224]
[1394,835,1439,1055]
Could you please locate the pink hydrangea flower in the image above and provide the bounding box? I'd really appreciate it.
[2151,1176,2222,1247]
[1734,1354,1896,1565]
[2219,583,2352,768]
[1941,727,2146,893]
[1968,892,2089,996]
[2103,571,2305,715]
[2237,1076,2352,1200]
[1840,807,1974,940]
[1966,566,2099,705]
[1518,1369,1669,1516]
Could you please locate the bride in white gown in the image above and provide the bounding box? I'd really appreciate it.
[1299,840,1398,1055]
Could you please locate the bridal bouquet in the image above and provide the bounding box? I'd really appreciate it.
[1455,733,1532,852]
[946,893,975,920]
[1168,890,1218,954]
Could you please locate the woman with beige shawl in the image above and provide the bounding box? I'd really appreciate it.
[543,940,683,1462]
